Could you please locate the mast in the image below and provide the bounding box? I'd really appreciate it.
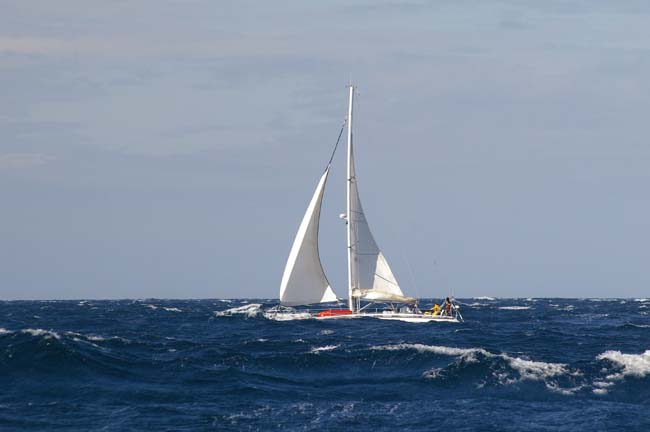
[346,85,354,312]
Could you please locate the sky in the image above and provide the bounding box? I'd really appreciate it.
[1,0,650,299]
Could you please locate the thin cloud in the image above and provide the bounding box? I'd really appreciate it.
[0,35,298,58]
[0,153,56,169]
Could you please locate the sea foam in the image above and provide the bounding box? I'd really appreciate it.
[597,350,650,380]
[310,345,340,353]
[215,303,262,318]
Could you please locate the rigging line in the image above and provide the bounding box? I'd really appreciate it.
[401,248,420,300]
[373,272,400,286]
[326,118,347,169]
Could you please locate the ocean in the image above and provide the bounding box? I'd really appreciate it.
[1,298,649,431]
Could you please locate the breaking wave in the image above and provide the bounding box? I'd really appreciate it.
[367,343,650,397]
[214,303,263,318]
[597,350,650,380]
[371,343,574,393]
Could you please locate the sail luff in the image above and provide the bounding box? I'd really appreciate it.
[279,167,337,306]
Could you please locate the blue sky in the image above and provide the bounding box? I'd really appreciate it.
[1,1,650,299]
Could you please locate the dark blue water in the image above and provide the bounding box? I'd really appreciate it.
[1,298,650,431]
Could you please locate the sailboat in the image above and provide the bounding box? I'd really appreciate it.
[266,85,461,323]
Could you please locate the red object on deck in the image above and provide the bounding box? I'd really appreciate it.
[317,309,352,317]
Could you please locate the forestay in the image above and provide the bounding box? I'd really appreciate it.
[280,167,338,306]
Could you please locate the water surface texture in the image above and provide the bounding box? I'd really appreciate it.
[1,298,650,431]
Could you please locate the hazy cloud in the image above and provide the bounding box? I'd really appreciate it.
[0,153,56,169]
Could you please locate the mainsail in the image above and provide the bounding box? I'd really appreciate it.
[280,167,338,306]
[348,141,414,304]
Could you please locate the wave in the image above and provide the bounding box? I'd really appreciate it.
[0,327,130,344]
[473,296,496,301]
[624,323,650,329]
[371,343,487,361]
[0,327,140,377]
[214,304,263,318]
[162,307,182,312]
[310,345,339,353]
[371,343,576,394]
[591,349,650,394]
[498,306,531,310]
[597,350,650,380]
[21,328,62,339]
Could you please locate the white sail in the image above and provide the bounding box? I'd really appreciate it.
[280,167,338,306]
[348,141,412,304]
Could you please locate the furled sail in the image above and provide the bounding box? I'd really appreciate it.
[348,144,413,304]
[280,167,338,306]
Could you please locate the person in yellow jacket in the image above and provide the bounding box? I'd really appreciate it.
[431,304,440,315]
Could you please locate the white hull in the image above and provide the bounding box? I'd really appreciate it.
[320,312,459,323]
[266,310,459,323]
[358,312,459,323]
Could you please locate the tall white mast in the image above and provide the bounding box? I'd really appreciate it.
[346,85,354,312]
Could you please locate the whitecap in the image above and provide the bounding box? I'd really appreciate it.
[422,368,443,379]
[0,328,11,335]
[319,329,335,335]
[310,345,339,353]
[498,306,531,311]
[546,383,583,396]
[86,334,129,343]
[597,349,650,380]
[378,344,575,392]
[162,307,182,312]
[473,296,496,301]
[214,303,262,318]
[21,328,61,339]
[503,354,568,381]
[144,304,158,310]
[371,343,489,362]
